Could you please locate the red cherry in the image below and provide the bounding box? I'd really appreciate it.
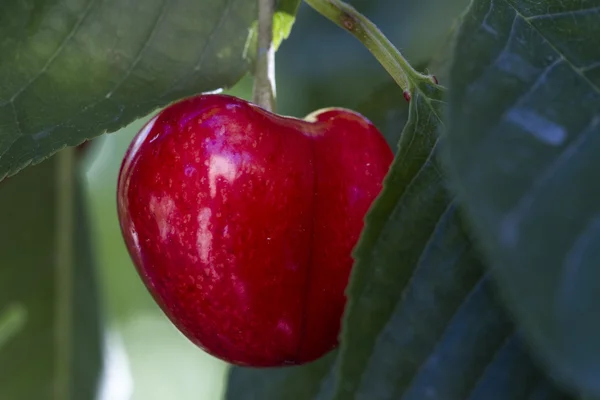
[117,94,393,367]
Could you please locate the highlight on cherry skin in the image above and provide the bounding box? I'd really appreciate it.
[117,94,393,367]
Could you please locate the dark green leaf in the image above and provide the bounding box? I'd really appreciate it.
[225,351,336,400]
[278,0,302,15]
[442,0,600,395]
[0,152,103,399]
[0,0,258,179]
[333,79,447,400]
[327,72,572,397]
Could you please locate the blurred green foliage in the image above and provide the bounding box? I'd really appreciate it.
[0,154,102,400]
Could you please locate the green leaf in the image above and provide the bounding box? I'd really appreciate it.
[0,152,103,399]
[0,0,258,179]
[246,0,302,61]
[225,351,336,400]
[326,72,572,398]
[332,78,446,400]
[442,0,600,395]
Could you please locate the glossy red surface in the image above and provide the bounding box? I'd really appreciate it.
[117,94,393,367]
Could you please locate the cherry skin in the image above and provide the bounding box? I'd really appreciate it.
[117,94,393,367]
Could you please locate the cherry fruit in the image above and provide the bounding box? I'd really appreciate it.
[117,94,393,367]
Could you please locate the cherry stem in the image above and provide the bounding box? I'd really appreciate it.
[252,0,277,112]
[303,0,436,93]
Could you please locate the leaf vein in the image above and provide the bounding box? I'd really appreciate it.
[400,277,487,398]
[499,114,600,250]
[6,0,97,105]
[525,6,600,22]
[105,0,171,99]
[160,0,235,98]
[503,0,600,95]
[503,57,564,114]
[465,332,516,400]
[368,203,462,394]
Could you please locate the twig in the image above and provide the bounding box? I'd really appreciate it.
[252,0,277,112]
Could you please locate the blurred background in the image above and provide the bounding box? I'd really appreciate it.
[1,0,468,399]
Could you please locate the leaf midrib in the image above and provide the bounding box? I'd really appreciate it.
[505,0,600,95]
